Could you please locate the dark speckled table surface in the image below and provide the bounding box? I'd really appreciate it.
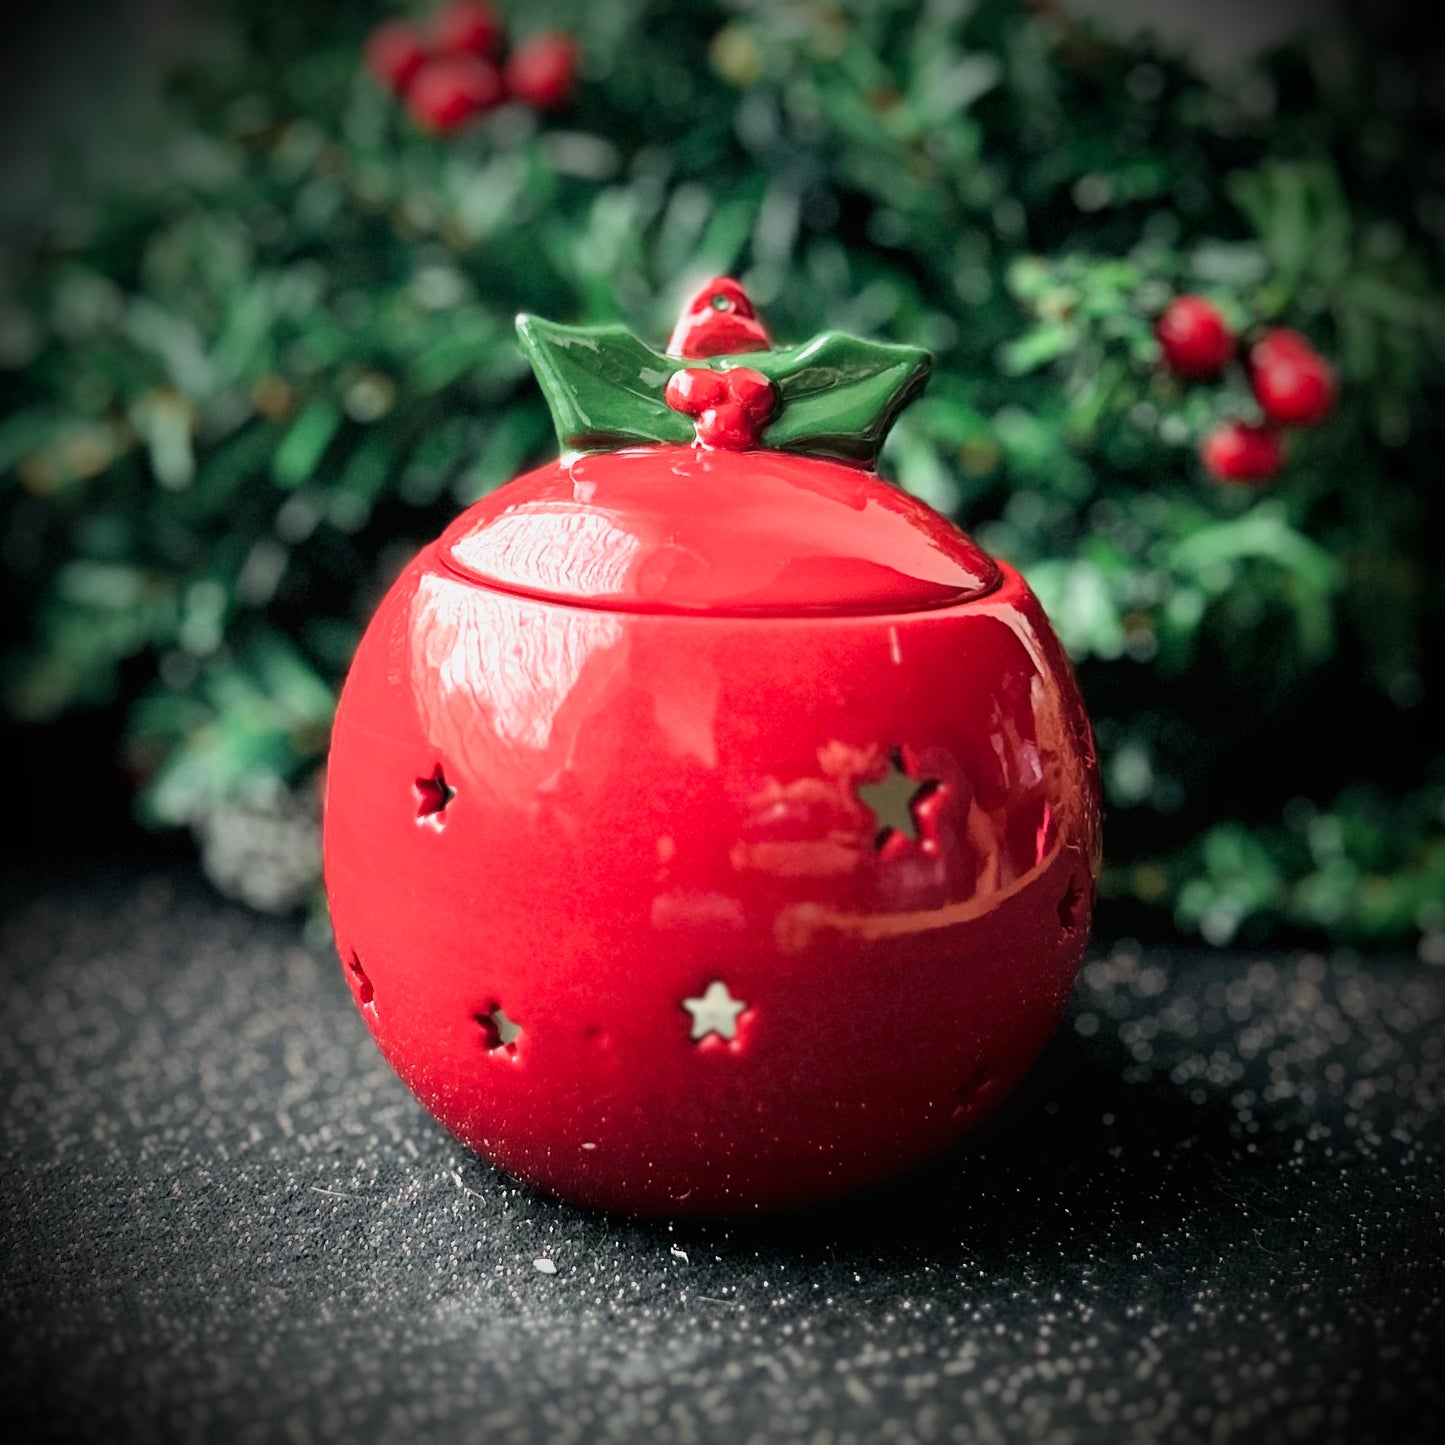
[2,858,1441,1445]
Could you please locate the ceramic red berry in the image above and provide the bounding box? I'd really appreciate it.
[667,361,779,448]
[1201,420,1284,484]
[405,53,504,132]
[1249,328,1336,426]
[664,367,728,414]
[1156,296,1234,380]
[505,31,580,112]
[668,277,770,358]
[434,1,504,58]
[324,279,1102,1215]
[364,20,429,93]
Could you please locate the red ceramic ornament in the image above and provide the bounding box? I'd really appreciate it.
[324,281,1102,1215]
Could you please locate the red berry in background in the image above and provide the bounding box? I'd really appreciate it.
[405,54,505,133]
[1249,328,1337,426]
[506,31,580,112]
[1156,295,1234,379]
[364,20,429,93]
[1200,421,1284,484]
[435,1,504,58]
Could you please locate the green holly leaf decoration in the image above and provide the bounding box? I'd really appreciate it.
[751,332,933,464]
[514,315,695,452]
[515,315,931,466]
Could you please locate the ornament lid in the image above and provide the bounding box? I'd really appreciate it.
[437,279,1000,617]
[438,446,1001,617]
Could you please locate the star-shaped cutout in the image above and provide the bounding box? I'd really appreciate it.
[415,764,456,823]
[477,1005,521,1051]
[682,981,747,1042]
[855,749,934,846]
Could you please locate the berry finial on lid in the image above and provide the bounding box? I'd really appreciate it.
[667,277,773,359]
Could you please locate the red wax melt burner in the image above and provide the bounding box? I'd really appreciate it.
[324,280,1101,1215]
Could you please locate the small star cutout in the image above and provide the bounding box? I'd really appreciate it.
[856,749,933,845]
[415,764,456,822]
[682,981,747,1042]
[477,1006,521,1051]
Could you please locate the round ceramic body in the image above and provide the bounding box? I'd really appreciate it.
[324,445,1101,1214]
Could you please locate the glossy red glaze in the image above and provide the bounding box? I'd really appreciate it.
[665,368,728,413]
[668,278,772,359]
[692,403,751,450]
[439,448,1001,617]
[666,368,778,449]
[325,445,1101,1215]
[726,368,776,420]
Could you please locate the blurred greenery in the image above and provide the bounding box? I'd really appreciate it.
[1,0,1442,945]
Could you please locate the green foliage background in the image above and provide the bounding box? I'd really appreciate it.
[2,0,1442,945]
